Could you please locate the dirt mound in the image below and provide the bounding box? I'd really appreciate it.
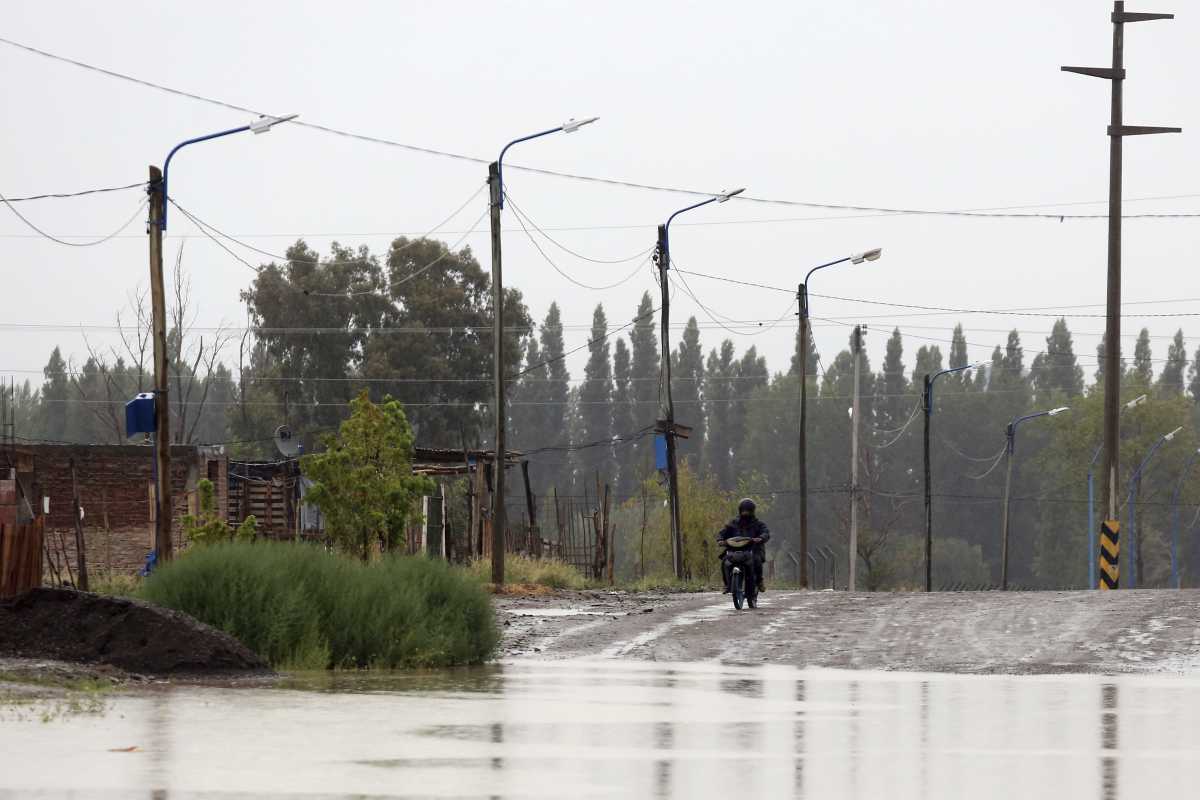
[0,588,268,675]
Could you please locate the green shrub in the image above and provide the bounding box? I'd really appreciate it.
[138,541,498,670]
[463,554,589,590]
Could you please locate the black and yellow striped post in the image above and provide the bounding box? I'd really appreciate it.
[1099,520,1119,590]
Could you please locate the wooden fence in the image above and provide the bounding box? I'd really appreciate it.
[0,518,44,598]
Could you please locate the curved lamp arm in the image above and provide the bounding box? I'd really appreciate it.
[496,117,598,209]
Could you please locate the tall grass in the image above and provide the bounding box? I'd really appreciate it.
[139,541,498,670]
[463,554,589,590]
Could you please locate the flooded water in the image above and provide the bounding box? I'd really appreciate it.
[3,660,1199,799]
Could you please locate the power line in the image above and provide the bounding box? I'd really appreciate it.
[0,191,147,247]
[674,267,1200,319]
[171,183,487,271]
[6,35,1200,222]
[507,197,653,291]
[1,182,146,202]
[504,192,653,265]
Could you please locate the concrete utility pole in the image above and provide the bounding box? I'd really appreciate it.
[1062,2,1180,588]
[146,166,172,564]
[796,248,881,590]
[923,362,977,592]
[656,224,684,579]
[488,161,507,585]
[848,325,863,591]
[1000,407,1069,590]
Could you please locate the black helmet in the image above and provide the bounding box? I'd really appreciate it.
[737,498,756,515]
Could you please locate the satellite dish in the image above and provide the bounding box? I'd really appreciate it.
[274,425,301,458]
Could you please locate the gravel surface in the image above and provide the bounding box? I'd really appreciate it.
[495,588,1200,674]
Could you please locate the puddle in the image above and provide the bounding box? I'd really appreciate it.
[2,660,1199,798]
[504,607,616,617]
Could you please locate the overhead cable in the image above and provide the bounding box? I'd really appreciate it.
[6,35,1200,221]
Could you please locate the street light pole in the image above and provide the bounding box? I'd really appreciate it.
[1087,393,1146,589]
[797,248,881,588]
[657,188,745,579]
[1169,448,1200,589]
[149,113,296,565]
[489,118,597,585]
[922,362,979,592]
[1000,406,1070,590]
[1126,426,1183,588]
[1063,3,1179,578]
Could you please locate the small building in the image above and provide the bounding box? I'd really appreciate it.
[6,443,225,575]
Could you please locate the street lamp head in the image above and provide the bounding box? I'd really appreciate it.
[850,247,883,264]
[249,113,300,134]
[716,188,746,203]
[1164,426,1184,441]
[1124,394,1148,410]
[561,116,599,133]
[1048,406,1070,416]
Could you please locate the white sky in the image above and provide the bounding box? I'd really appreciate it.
[2,0,1197,391]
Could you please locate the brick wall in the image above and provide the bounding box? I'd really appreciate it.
[19,444,226,577]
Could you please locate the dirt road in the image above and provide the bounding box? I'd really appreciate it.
[496,588,1200,674]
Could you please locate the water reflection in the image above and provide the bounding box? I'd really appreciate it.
[2,662,1199,799]
[1101,683,1119,800]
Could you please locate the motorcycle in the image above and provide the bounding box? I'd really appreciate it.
[722,536,759,610]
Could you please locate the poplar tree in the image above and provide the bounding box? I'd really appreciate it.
[948,324,974,390]
[578,304,615,479]
[612,338,637,495]
[1030,318,1084,400]
[729,345,768,474]
[629,292,660,432]
[911,345,945,386]
[511,337,545,449]
[1187,344,1200,402]
[877,328,909,429]
[704,340,737,487]
[1157,330,1187,397]
[672,317,706,466]
[629,292,660,481]
[37,347,70,441]
[539,303,570,450]
[1133,328,1154,386]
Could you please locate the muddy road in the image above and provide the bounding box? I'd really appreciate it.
[496,588,1200,674]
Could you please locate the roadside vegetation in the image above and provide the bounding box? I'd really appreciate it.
[463,554,589,590]
[139,541,497,670]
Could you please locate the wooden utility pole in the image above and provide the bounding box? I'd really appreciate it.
[796,283,811,588]
[147,166,172,565]
[488,161,507,585]
[848,325,863,591]
[69,457,88,592]
[655,224,684,579]
[1063,3,1179,587]
[521,461,538,557]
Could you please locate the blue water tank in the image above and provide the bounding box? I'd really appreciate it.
[125,393,157,437]
[654,434,668,471]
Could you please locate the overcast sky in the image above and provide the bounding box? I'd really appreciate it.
[2,0,1197,397]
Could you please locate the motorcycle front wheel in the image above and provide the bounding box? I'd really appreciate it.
[732,569,745,610]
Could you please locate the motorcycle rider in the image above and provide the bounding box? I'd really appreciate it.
[718,498,770,594]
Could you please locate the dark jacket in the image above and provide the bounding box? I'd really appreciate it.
[717,516,770,557]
